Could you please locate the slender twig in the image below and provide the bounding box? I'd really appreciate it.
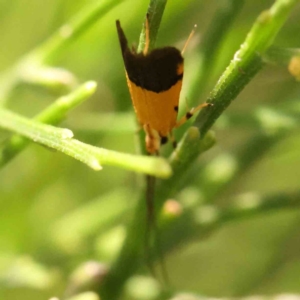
[194,0,299,136]
[0,108,172,178]
[0,82,96,167]
[0,0,124,106]
[137,0,168,54]
[160,190,300,257]
[187,0,245,104]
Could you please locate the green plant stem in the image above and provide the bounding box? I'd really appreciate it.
[0,0,124,105]
[0,82,97,167]
[137,0,168,53]
[187,0,245,103]
[156,128,216,208]
[0,108,172,178]
[34,0,124,63]
[194,0,299,136]
[21,66,78,94]
[161,190,300,256]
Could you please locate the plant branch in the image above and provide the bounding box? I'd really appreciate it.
[160,190,300,258]
[0,82,96,167]
[0,0,124,105]
[194,0,299,137]
[187,0,245,103]
[0,108,171,178]
[137,0,168,53]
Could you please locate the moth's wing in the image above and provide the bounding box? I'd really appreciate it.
[126,76,182,137]
[124,47,184,137]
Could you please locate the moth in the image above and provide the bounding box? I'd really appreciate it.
[116,17,209,154]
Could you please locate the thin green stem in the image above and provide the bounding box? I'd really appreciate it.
[160,190,300,257]
[20,66,78,94]
[0,0,124,106]
[0,81,97,167]
[34,0,124,63]
[0,109,172,178]
[137,0,168,53]
[187,0,245,103]
[155,128,216,209]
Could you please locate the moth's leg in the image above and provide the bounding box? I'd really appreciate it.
[160,135,168,146]
[175,102,213,128]
[143,14,150,55]
[169,131,177,149]
[143,124,160,154]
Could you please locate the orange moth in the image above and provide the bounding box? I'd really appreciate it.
[116,17,209,154]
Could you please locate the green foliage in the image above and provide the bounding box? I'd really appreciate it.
[0,0,300,300]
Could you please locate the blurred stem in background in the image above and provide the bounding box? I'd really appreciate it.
[187,0,246,104]
[0,0,124,105]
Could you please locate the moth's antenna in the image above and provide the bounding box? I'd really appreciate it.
[143,14,150,55]
[181,24,197,55]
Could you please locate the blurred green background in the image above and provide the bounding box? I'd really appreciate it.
[1,0,300,299]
